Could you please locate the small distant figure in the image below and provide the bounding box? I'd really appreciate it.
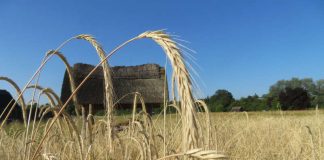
[230,106,244,112]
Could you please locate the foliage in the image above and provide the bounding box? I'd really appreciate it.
[206,77,324,112]
[205,89,234,112]
[231,94,267,111]
[268,77,324,107]
[269,78,316,97]
[278,87,311,110]
[265,96,280,110]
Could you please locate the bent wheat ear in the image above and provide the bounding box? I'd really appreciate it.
[100,30,201,152]
[0,77,27,127]
[75,34,115,152]
[46,50,81,116]
[28,30,204,159]
[195,100,211,149]
[137,30,199,151]
[185,148,226,159]
[158,148,226,160]
[26,85,62,107]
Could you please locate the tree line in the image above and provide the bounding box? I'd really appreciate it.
[205,78,324,112]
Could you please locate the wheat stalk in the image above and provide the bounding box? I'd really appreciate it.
[157,148,226,160]
[306,126,318,160]
[95,30,200,152]
[0,76,27,127]
[26,85,61,107]
[0,36,75,131]
[195,100,211,149]
[105,30,201,152]
[137,30,200,151]
[75,34,115,153]
[30,36,117,158]
[30,30,201,159]
[45,50,81,116]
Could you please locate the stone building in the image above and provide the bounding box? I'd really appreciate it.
[60,63,168,114]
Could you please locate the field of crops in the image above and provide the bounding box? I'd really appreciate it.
[1,30,322,160]
[1,110,323,159]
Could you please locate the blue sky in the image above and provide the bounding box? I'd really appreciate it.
[0,0,324,100]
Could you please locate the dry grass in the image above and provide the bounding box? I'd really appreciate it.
[209,110,324,159]
[2,30,321,160]
[0,110,323,159]
[0,30,219,159]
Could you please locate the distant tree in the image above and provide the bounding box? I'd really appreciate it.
[269,80,288,97]
[316,80,324,92]
[269,78,316,97]
[301,78,316,94]
[268,78,321,108]
[207,89,234,112]
[313,80,324,107]
[264,95,280,110]
[278,87,311,110]
[232,94,267,111]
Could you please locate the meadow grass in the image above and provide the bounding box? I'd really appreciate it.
[0,30,219,160]
[1,110,323,159]
[1,30,320,159]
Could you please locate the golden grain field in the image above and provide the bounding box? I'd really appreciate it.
[0,30,321,160]
[1,110,323,159]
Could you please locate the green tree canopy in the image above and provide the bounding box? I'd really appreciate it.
[231,94,267,111]
[269,78,316,97]
[269,78,324,107]
[278,87,311,110]
[206,89,234,112]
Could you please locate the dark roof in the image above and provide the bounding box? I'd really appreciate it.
[230,106,243,111]
[60,63,167,105]
[0,89,23,120]
[0,89,20,107]
[0,89,9,96]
